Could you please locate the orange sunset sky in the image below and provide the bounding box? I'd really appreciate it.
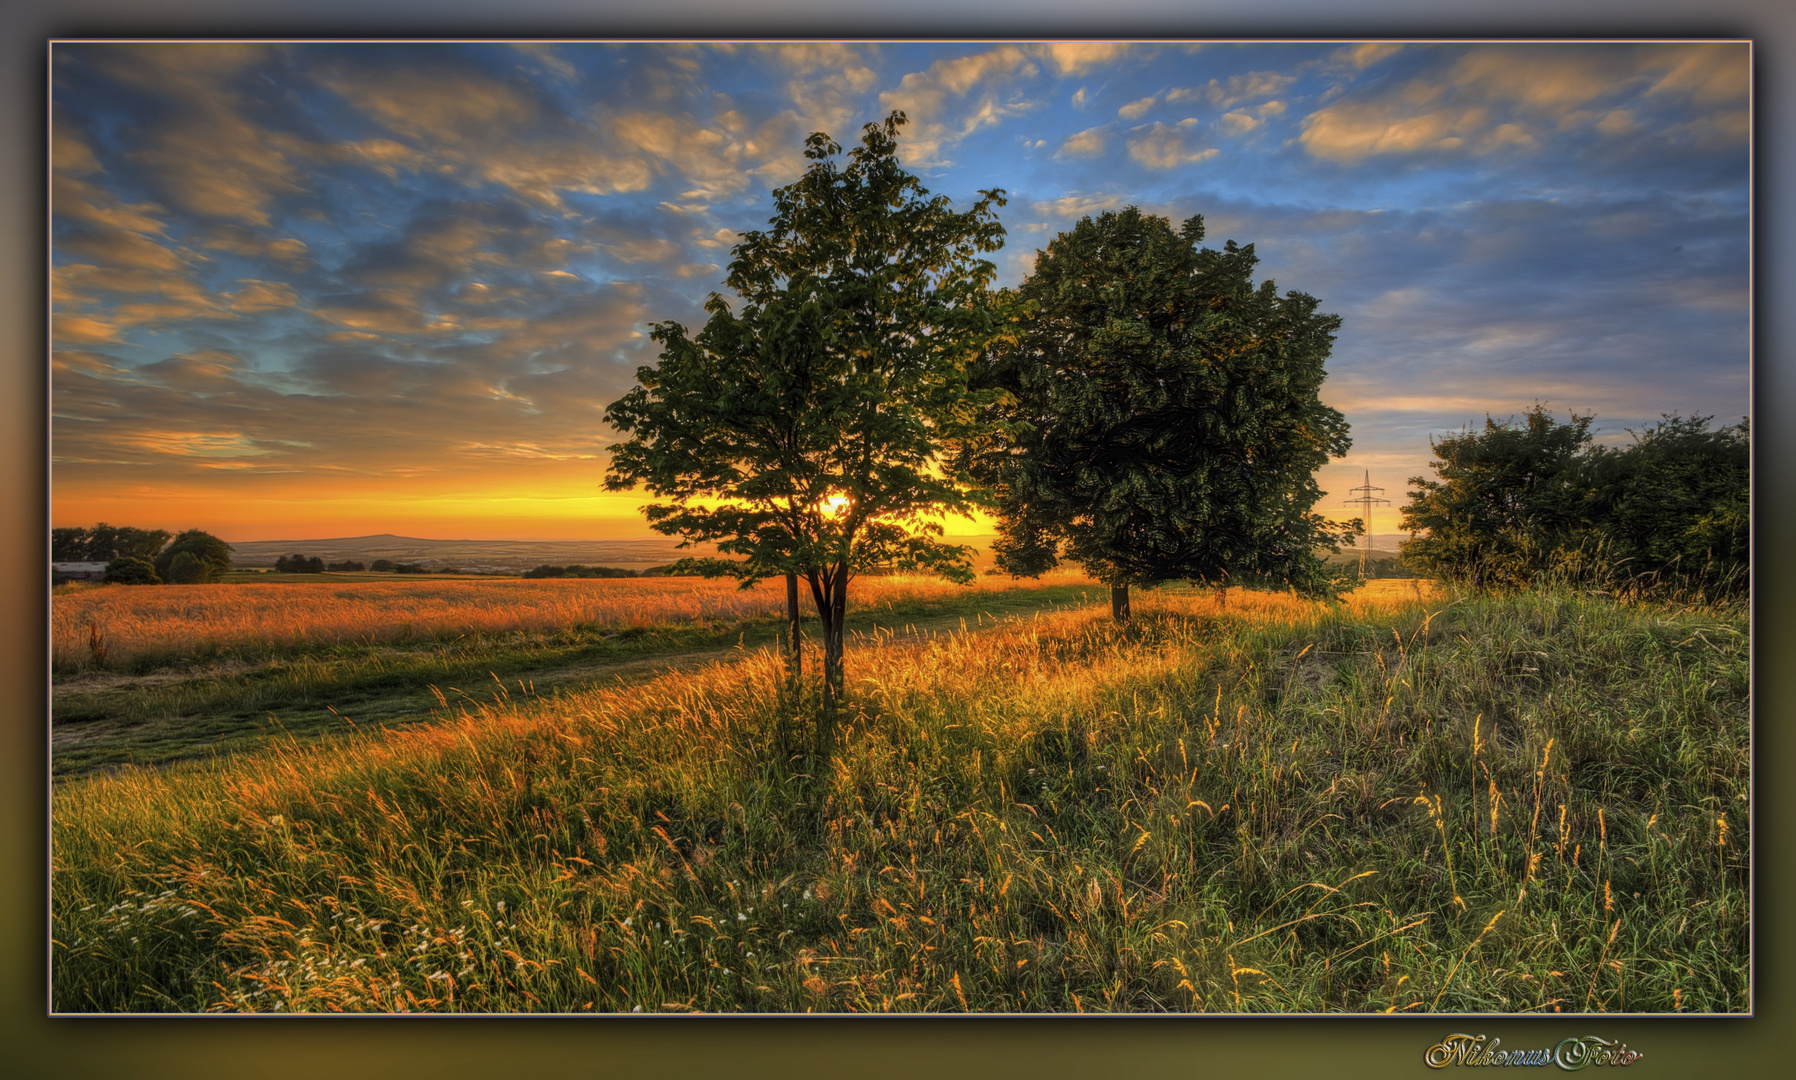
[51,42,1749,545]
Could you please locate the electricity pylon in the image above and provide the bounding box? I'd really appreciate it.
[1343,470,1389,576]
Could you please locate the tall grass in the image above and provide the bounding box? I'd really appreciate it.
[52,582,1747,1013]
[53,571,1091,673]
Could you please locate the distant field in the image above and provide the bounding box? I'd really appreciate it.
[52,570,1096,672]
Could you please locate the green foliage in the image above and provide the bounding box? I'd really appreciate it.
[521,564,637,579]
[55,524,172,562]
[327,560,367,572]
[1400,406,1593,591]
[370,560,397,572]
[155,530,232,584]
[276,554,326,574]
[163,552,209,585]
[102,556,161,586]
[52,527,90,562]
[606,111,1010,710]
[1583,416,1748,594]
[965,207,1356,606]
[1400,409,1748,597]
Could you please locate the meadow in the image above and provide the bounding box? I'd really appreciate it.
[50,571,1098,778]
[49,575,1748,1014]
[53,572,1093,672]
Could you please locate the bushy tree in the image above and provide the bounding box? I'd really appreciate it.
[276,554,325,573]
[1584,416,1748,593]
[607,112,1008,723]
[155,530,232,584]
[963,207,1356,620]
[1399,408,1747,597]
[102,556,160,585]
[1399,406,1595,591]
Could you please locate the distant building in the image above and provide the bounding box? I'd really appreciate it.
[52,561,110,581]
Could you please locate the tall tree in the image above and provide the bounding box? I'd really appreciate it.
[154,529,232,584]
[1399,406,1595,591]
[606,112,1009,725]
[963,207,1355,618]
[53,524,170,562]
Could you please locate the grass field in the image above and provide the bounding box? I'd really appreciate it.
[50,571,1099,778]
[54,572,1093,672]
[50,577,1748,1013]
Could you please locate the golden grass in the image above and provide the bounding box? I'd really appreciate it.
[52,579,1745,1013]
[52,569,1097,670]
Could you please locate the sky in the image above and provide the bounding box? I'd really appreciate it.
[49,40,1750,544]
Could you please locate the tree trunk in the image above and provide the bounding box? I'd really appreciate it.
[784,572,802,685]
[822,578,847,714]
[1216,585,1228,610]
[807,564,849,755]
[1110,584,1130,623]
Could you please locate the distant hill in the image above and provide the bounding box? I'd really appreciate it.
[225,534,717,572]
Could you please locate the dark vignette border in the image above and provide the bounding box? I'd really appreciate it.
[6,3,1788,1078]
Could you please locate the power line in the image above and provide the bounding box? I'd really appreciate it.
[1343,470,1389,577]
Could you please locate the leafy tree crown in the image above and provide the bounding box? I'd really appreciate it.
[966,206,1354,597]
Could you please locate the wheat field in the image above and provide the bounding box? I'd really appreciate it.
[52,570,1096,671]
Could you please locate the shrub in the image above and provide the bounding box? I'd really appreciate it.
[101,556,161,586]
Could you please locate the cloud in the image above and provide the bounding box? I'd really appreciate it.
[1126,119,1219,168]
[1646,43,1749,104]
[609,110,764,201]
[1170,71,1296,109]
[1031,192,1123,219]
[198,225,311,266]
[1056,126,1108,159]
[762,42,879,141]
[1117,96,1156,120]
[57,228,187,272]
[229,280,300,313]
[1036,42,1130,78]
[1219,99,1288,137]
[1300,100,1489,159]
[1300,43,1749,163]
[52,118,173,237]
[878,45,1040,166]
[52,256,230,341]
[320,63,654,207]
[310,290,432,336]
[1331,43,1403,70]
[138,349,252,389]
[511,42,578,82]
[90,44,309,226]
[52,315,121,344]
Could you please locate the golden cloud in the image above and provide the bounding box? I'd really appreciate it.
[878,45,1040,166]
[1126,120,1219,169]
[1302,44,1748,163]
[1055,126,1107,159]
[1036,42,1131,78]
[230,280,300,313]
[1117,96,1157,120]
